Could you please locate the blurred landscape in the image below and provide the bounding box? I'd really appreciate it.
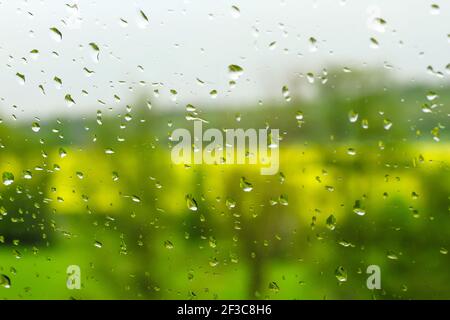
[0,68,449,299]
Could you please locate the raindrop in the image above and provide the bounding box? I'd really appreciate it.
[371,17,387,33]
[131,195,141,203]
[306,72,315,84]
[309,37,318,52]
[164,240,174,249]
[94,241,103,248]
[138,9,150,28]
[23,170,32,180]
[65,94,75,107]
[353,200,366,216]
[326,214,337,230]
[2,172,14,186]
[348,110,359,123]
[89,42,100,62]
[59,148,67,158]
[31,122,41,132]
[30,49,39,59]
[426,91,438,101]
[209,90,218,99]
[230,5,240,18]
[383,119,392,130]
[268,281,280,292]
[170,89,178,101]
[335,266,347,282]
[386,250,399,260]
[16,73,25,85]
[430,4,440,15]
[279,194,289,206]
[0,274,11,288]
[186,194,198,211]
[49,27,63,41]
[54,76,63,88]
[370,37,379,49]
[240,177,253,192]
[228,64,244,80]
[225,198,236,210]
[282,85,291,102]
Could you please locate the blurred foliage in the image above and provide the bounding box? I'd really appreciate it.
[0,70,449,299]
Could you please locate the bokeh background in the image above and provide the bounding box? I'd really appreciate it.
[0,0,449,299]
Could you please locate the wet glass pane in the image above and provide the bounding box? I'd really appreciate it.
[0,0,449,300]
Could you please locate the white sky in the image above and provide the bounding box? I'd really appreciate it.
[0,0,449,120]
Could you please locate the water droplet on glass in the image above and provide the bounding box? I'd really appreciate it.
[282,85,291,102]
[353,200,366,216]
[138,9,150,28]
[0,274,11,288]
[326,214,337,230]
[347,148,356,156]
[430,4,440,15]
[65,94,75,107]
[383,119,392,130]
[268,281,280,292]
[370,37,379,49]
[386,250,399,260]
[230,5,240,18]
[228,64,244,80]
[226,198,236,210]
[2,172,14,186]
[209,90,217,99]
[240,177,253,192]
[371,17,387,33]
[186,194,198,211]
[16,73,25,85]
[31,122,40,132]
[89,42,100,62]
[164,240,174,249]
[49,27,63,41]
[59,148,67,158]
[348,110,359,123]
[94,241,103,248]
[335,266,347,282]
[426,91,438,101]
[309,37,318,52]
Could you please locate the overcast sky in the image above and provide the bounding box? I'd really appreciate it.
[0,0,449,120]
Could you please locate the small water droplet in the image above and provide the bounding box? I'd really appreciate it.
[0,274,11,288]
[353,200,366,216]
[348,110,359,123]
[65,94,75,107]
[228,64,243,80]
[94,241,103,248]
[31,122,41,132]
[186,194,198,211]
[282,85,291,102]
[50,27,63,41]
[59,148,67,158]
[335,266,347,282]
[326,214,337,230]
[240,177,253,192]
[164,240,174,249]
[268,281,280,292]
[430,4,440,15]
[230,5,240,18]
[16,73,25,85]
[386,250,399,260]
